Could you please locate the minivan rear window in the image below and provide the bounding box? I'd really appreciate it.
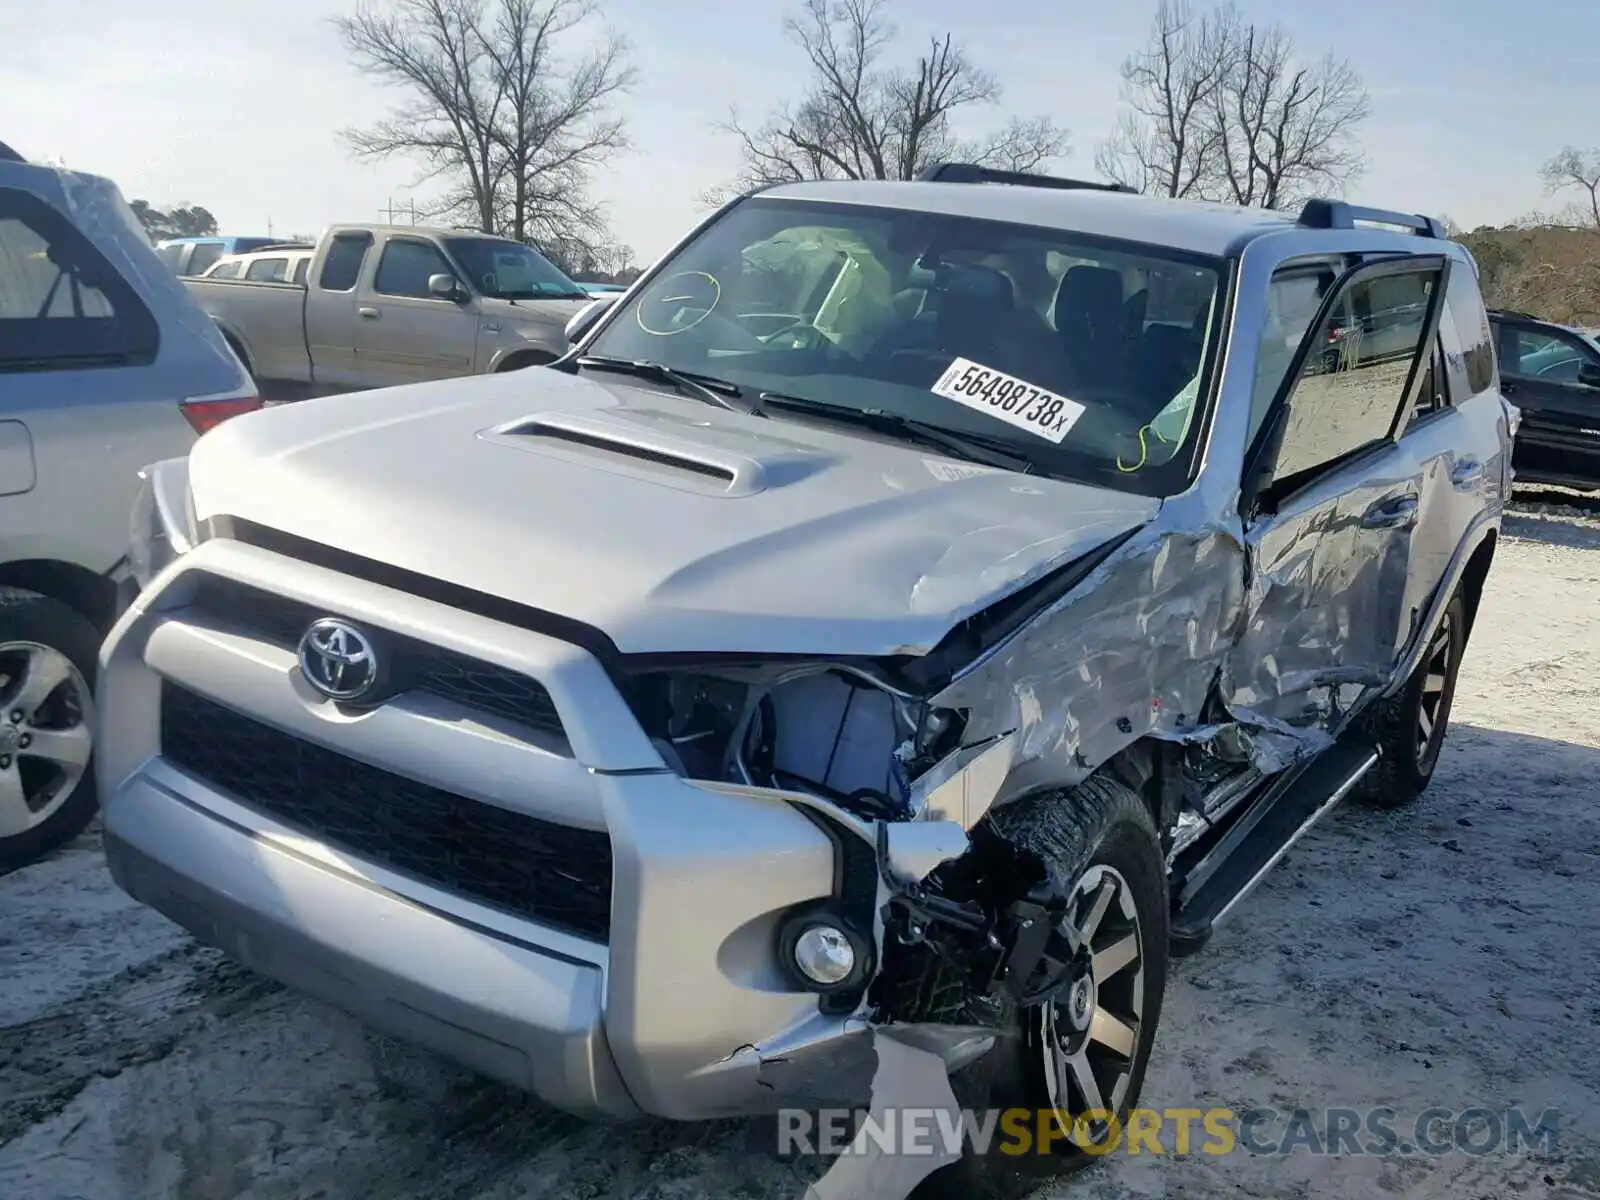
[0,187,159,372]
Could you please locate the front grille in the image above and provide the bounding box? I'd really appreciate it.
[161,684,612,941]
[185,574,563,738]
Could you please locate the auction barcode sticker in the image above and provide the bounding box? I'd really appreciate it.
[930,357,1087,444]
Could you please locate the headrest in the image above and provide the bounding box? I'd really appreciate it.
[939,263,1015,310]
[1053,265,1125,332]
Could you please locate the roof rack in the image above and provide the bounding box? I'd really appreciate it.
[917,162,1138,194]
[251,242,315,252]
[1297,198,1445,239]
[0,140,25,164]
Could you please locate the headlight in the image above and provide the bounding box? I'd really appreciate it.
[128,457,196,590]
[619,662,966,822]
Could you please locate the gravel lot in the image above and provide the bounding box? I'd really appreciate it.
[1,496,1597,1200]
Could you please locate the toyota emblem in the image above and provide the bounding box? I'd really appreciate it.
[297,618,380,701]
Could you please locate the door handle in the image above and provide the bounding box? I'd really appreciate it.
[1450,458,1484,488]
[358,306,381,320]
[1361,494,1418,530]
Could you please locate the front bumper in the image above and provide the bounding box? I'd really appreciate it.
[97,536,965,1120]
[103,777,631,1114]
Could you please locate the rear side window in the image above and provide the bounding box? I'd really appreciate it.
[186,242,223,275]
[1268,262,1442,486]
[291,257,308,285]
[0,186,159,372]
[319,233,373,291]
[1443,268,1495,395]
[209,260,241,279]
[155,243,183,269]
[245,256,288,282]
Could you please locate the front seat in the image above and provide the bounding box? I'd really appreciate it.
[1053,265,1129,392]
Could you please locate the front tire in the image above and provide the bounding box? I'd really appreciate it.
[1354,591,1467,808]
[0,589,101,872]
[911,776,1170,1198]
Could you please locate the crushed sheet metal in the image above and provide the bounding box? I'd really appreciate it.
[930,523,1252,795]
[803,1030,964,1200]
[1222,493,1411,727]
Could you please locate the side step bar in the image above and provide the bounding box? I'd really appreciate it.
[1169,741,1378,956]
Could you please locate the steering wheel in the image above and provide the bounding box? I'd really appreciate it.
[636,270,722,336]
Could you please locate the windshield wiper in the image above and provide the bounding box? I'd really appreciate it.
[577,355,766,416]
[758,393,1033,473]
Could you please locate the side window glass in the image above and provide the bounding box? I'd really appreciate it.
[1443,268,1495,395]
[319,233,373,291]
[1269,265,1441,486]
[291,258,308,285]
[374,240,453,298]
[0,186,159,370]
[155,243,183,269]
[186,243,223,275]
[1407,338,1448,427]
[1510,329,1584,382]
[1249,269,1335,446]
[245,257,287,282]
[210,261,240,279]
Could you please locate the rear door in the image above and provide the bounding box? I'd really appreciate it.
[1495,317,1600,488]
[303,231,372,391]
[0,182,204,574]
[355,235,480,388]
[1225,255,1449,729]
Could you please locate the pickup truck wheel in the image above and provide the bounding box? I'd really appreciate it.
[0,589,101,873]
[1353,591,1467,808]
[904,777,1169,1199]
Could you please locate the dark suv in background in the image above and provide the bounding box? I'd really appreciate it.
[1489,308,1600,491]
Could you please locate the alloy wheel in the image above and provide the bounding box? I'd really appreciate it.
[1035,863,1146,1144]
[0,642,94,839]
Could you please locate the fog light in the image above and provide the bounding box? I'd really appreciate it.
[792,923,856,987]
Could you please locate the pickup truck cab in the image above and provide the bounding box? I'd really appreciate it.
[184,224,594,401]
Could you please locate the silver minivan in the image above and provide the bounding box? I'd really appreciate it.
[0,140,259,870]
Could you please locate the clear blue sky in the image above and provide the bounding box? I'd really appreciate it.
[3,0,1597,260]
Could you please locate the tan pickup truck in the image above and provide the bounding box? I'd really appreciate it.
[183,223,593,400]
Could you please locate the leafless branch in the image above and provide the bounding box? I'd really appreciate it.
[1100,2,1368,209]
[709,0,1065,198]
[1540,146,1600,232]
[335,0,633,246]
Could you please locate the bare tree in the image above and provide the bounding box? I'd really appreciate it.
[710,0,1066,200]
[1099,2,1369,209]
[1095,0,1234,198]
[1540,146,1600,231]
[336,0,633,250]
[1209,23,1369,209]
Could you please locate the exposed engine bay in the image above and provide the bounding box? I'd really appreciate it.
[619,658,1282,1033]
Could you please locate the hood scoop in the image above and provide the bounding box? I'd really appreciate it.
[484,410,784,496]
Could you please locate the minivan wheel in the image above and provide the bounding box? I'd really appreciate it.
[0,589,101,873]
[1353,591,1468,808]
[906,776,1169,1199]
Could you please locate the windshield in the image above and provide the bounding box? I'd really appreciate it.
[444,237,588,300]
[582,198,1224,496]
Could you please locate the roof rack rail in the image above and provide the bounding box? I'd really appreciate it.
[1298,198,1445,239]
[0,140,25,164]
[917,162,1138,194]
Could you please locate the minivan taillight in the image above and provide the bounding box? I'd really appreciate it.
[181,389,262,435]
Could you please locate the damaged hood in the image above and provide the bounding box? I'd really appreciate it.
[187,371,1160,656]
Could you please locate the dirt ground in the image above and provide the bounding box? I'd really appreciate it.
[1,496,1597,1200]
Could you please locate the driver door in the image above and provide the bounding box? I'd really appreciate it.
[1496,317,1600,487]
[1224,255,1449,731]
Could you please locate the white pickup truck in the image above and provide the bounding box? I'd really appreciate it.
[183,223,594,401]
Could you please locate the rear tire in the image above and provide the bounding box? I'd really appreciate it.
[1353,591,1468,808]
[0,589,101,873]
[905,777,1170,1198]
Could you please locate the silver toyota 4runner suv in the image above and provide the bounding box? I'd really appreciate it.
[99,163,1511,1195]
